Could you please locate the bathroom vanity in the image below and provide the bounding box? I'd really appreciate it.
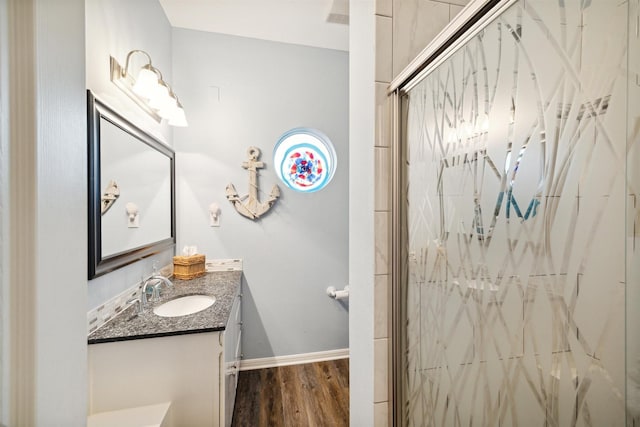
[88,271,242,427]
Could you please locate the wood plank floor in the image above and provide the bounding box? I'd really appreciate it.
[231,359,349,427]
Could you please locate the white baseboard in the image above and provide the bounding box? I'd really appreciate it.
[239,348,349,371]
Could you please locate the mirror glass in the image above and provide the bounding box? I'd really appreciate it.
[88,91,175,279]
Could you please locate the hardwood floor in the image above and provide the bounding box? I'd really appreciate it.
[231,358,349,427]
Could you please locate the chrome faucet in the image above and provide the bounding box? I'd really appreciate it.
[151,275,173,297]
[141,275,173,304]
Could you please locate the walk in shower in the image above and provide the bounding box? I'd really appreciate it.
[391,0,640,424]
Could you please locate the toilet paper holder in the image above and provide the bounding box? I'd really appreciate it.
[326,285,350,300]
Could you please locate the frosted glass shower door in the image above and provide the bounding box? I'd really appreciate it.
[397,0,638,425]
[627,0,640,423]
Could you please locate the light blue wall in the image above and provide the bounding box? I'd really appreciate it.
[34,0,88,420]
[85,3,350,360]
[86,0,174,309]
[171,28,350,359]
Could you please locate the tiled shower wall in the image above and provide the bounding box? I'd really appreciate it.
[372,1,470,425]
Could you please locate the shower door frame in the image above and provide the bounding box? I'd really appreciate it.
[389,1,522,424]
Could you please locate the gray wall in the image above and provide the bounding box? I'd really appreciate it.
[172,28,350,359]
[86,0,174,309]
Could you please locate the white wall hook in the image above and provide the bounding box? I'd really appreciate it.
[125,202,139,228]
[209,202,221,227]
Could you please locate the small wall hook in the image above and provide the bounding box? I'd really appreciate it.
[209,203,221,227]
[125,202,139,228]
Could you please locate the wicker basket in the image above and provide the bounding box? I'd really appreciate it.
[173,254,206,280]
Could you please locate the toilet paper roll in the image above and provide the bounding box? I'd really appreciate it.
[326,286,350,300]
[332,290,349,300]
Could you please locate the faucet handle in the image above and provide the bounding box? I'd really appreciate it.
[126,297,143,314]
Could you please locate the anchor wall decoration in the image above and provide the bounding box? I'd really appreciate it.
[226,146,280,220]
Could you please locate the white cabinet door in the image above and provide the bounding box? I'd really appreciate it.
[222,291,242,427]
[89,332,223,426]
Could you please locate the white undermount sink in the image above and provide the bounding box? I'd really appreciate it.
[153,295,215,317]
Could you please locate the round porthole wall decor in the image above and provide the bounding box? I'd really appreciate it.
[273,128,337,193]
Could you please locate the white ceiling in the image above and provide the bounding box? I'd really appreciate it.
[158,0,349,51]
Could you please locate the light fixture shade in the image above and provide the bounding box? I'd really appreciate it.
[168,106,188,127]
[149,83,172,111]
[132,67,158,99]
[158,99,178,119]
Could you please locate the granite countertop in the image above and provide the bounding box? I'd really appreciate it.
[88,271,242,345]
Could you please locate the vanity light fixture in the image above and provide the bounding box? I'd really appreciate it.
[110,50,188,127]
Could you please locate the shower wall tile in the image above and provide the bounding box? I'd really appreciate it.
[374,401,390,426]
[374,274,390,339]
[376,15,393,82]
[450,3,465,20]
[376,0,392,18]
[392,0,450,77]
[374,338,389,402]
[375,147,391,211]
[374,0,393,422]
[375,211,390,275]
[446,0,470,6]
[375,82,392,148]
